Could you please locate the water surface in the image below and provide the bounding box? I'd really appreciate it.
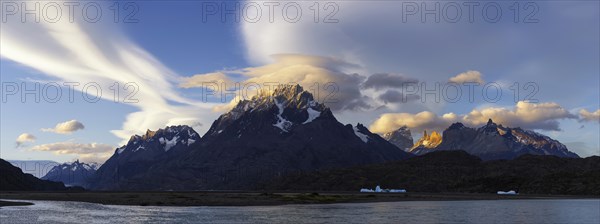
[1,199,598,223]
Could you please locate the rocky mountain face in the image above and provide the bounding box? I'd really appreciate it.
[382,126,413,151]
[41,160,98,187]
[411,119,579,160]
[0,158,69,191]
[264,151,599,195]
[410,130,442,153]
[90,125,201,190]
[90,85,411,190]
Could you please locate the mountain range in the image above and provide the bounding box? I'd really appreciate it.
[41,160,98,187]
[408,119,579,160]
[90,85,411,190]
[4,84,579,191]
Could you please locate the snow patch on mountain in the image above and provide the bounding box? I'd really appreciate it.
[187,138,196,146]
[273,98,292,132]
[163,136,179,152]
[303,107,321,124]
[353,126,369,143]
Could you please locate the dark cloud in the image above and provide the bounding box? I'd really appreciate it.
[362,73,418,90]
[378,90,421,104]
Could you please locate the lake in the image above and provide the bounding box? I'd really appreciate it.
[1,199,598,223]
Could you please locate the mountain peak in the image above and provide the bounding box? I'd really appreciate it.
[382,126,413,151]
[480,118,500,134]
[448,122,466,130]
[272,84,304,97]
[411,130,442,151]
[206,84,331,136]
[116,125,200,155]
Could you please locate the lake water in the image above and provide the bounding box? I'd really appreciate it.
[1,199,598,223]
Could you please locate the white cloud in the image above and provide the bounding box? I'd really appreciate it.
[0,0,219,144]
[16,133,36,147]
[29,141,115,163]
[370,111,456,134]
[180,72,236,89]
[369,101,576,134]
[189,54,371,112]
[449,71,485,84]
[579,109,600,122]
[41,120,85,134]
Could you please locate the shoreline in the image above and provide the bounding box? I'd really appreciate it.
[1,191,597,207]
[0,200,34,207]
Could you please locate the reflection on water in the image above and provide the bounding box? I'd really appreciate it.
[1,199,598,224]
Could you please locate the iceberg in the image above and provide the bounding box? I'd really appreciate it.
[497,190,518,195]
[360,185,406,193]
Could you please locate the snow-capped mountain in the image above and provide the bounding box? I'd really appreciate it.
[204,84,328,139]
[90,84,411,190]
[382,126,414,151]
[411,119,579,160]
[41,160,98,187]
[91,125,201,190]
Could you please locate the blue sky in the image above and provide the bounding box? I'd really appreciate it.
[1,0,599,162]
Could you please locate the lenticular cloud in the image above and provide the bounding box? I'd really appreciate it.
[0,0,216,144]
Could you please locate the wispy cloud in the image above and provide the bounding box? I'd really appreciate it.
[0,0,217,144]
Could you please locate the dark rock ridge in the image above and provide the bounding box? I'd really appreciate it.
[90,84,411,190]
[410,119,579,160]
[91,125,201,190]
[7,160,59,178]
[42,160,98,188]
[381,126,413,151]
[0,158,68,191]
[263,151,599,195]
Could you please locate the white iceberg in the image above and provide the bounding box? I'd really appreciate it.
[360,185,406,193]
[497,190,518,195]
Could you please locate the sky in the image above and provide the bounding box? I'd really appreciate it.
[1,0,599,163]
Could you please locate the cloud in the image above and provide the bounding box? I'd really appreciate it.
[370,111,456,134]
[369,101,576,134]
[41,120,85,134]
[0,0,218,144]
[16,133,36,147]
[579,109,600,122]
[190,54,372,112]
[449,71,485,84]
[378,90,420,104]
[29,141,115,163]
[362,73,419,90]
[180,72,236,89]
[463,101,577,130]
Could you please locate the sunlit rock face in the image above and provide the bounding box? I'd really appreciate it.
[410,130,442,153]
[410,119,579,160]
